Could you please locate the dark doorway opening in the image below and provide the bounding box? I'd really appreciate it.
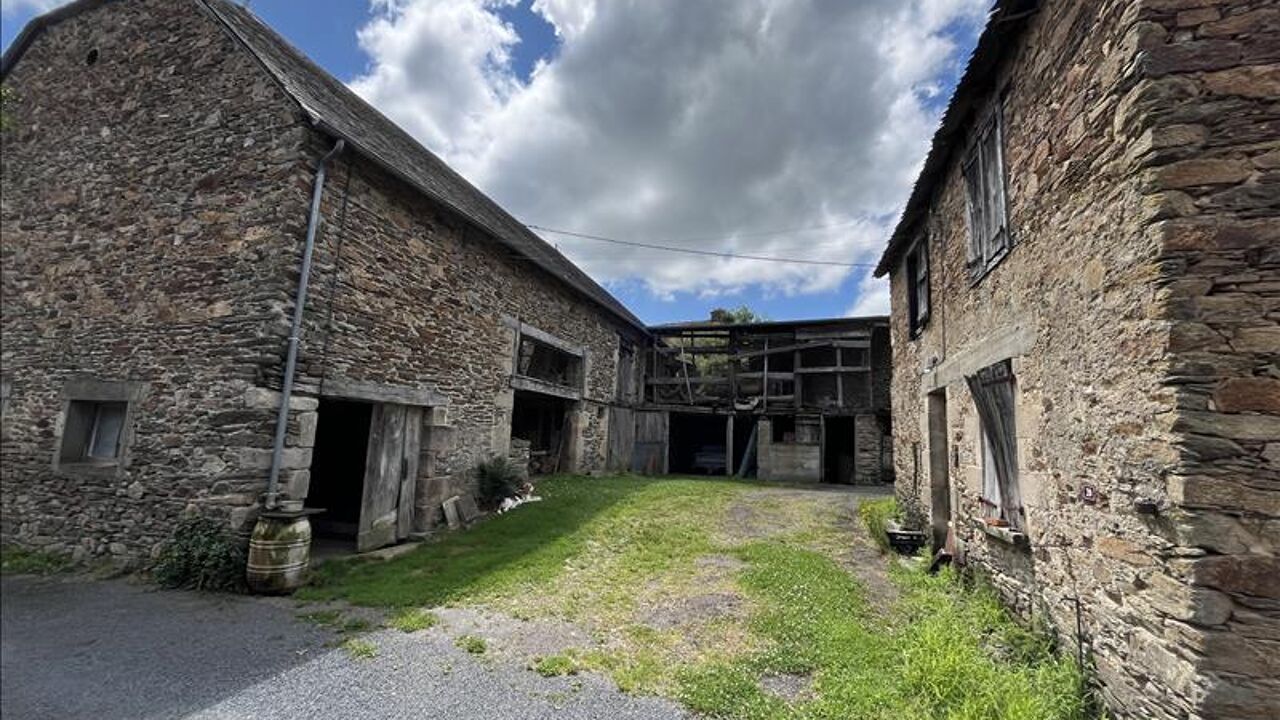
[731,414,758,477]
[823,416,856,484]
[927,391,951,550]
[511,390,570,475]
[668,413,728,475]
[309,399,373,542]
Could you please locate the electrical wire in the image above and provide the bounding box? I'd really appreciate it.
[525,224,877,268]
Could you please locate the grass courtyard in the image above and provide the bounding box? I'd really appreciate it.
[299,475,1093,720]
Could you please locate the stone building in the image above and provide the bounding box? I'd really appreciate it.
[875,0,1277,718]
[619,317,892,484]
[0,0,649,558]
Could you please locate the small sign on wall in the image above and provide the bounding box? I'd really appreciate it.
[1079,484,1098,505]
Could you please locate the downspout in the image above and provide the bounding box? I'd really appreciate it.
[264,137,345,510]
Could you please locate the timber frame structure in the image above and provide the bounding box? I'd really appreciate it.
[615,316,892,484]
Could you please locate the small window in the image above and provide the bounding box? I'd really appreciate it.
[616,339,636,403]
[61,400,128,463]
[771,416,796,443]
[963,102,1010,281]
[517,333,583,389]
[905,239,930,337]
[967,360,1022,530]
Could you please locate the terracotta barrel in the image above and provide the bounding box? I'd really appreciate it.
[246,513,311,594]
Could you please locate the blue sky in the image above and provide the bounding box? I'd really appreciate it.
[2,1,985,326]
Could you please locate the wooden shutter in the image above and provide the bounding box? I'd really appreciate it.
[962,154,983,268]
[965,361,1022,528]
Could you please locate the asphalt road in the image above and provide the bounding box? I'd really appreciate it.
[1,575,687,720]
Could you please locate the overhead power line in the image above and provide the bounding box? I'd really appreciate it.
[526,224,877,268]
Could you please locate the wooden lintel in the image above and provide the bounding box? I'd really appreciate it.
[321,377,449,407]
[510,374,583,400]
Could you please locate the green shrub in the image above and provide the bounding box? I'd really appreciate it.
[474,455,522,509]
[152,515,246,592]
[858,497,901,553]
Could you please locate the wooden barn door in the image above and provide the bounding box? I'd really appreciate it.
[357,404,423,552]
[607,407,635,472]
[630,410,668,475]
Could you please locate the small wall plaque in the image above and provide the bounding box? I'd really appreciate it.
[1079,484,1098,505]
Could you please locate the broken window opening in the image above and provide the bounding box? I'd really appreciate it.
[517,334,582,390]
[60,400,128,464]
[966,360,1022,530]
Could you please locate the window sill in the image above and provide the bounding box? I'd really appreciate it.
[976,521,1028,547]
[968,241,1014,287]
[55,459,122,476]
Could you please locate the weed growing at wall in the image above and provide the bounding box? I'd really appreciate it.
[474,455,523,509]
[152,515,246,592]
[0,544,73,575]
[858,497,900,552]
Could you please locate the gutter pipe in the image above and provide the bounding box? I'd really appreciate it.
[264,137,345,510]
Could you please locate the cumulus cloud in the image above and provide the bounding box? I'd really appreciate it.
[357,0,986,272]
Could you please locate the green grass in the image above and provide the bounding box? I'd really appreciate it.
[456,635,487,654]
[299,475,742,609]
[298,475,1092,718]
[856,497,900,553]
[297,609,343,627]
[532,653,580,677]
[680,547,1088,720]
[342,638,378,660]
[1,545,73,575]
[389,608,440,633]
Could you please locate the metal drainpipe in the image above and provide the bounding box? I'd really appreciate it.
[264,137,345,510]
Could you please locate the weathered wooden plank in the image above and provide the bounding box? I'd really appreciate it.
[323,377,449,408]
[510,374,584,400]
[397,406,422,541]
[358,404,407,552]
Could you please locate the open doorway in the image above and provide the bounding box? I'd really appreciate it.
[308,399,373,545]
[927,391,951,550]
[731,415,758,477]
[668,412,728,475]
[823,416,856,484]
[511,390,571,475]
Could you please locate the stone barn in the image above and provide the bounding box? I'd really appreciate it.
[876,0,1277,718]
[0,0,648,559]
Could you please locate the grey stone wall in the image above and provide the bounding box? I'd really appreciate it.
[291,138,643,523]
[888,0,1276,718]
[0,0,310,564]
[0,0,643,559]
[1139,0,1279,713]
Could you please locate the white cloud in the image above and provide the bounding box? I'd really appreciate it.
[847,274,891,317]
[345,0,988,308]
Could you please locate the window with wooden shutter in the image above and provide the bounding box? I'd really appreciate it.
[963,102,1011,282]
[905,237,930,338]
[966,360,1022,530]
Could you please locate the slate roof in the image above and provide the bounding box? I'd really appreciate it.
[3,0,646,332]
[872,0,1039,278]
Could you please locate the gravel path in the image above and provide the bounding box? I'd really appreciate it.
[1,575,688,720]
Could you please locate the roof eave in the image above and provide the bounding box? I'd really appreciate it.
[872,0,1039,278]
